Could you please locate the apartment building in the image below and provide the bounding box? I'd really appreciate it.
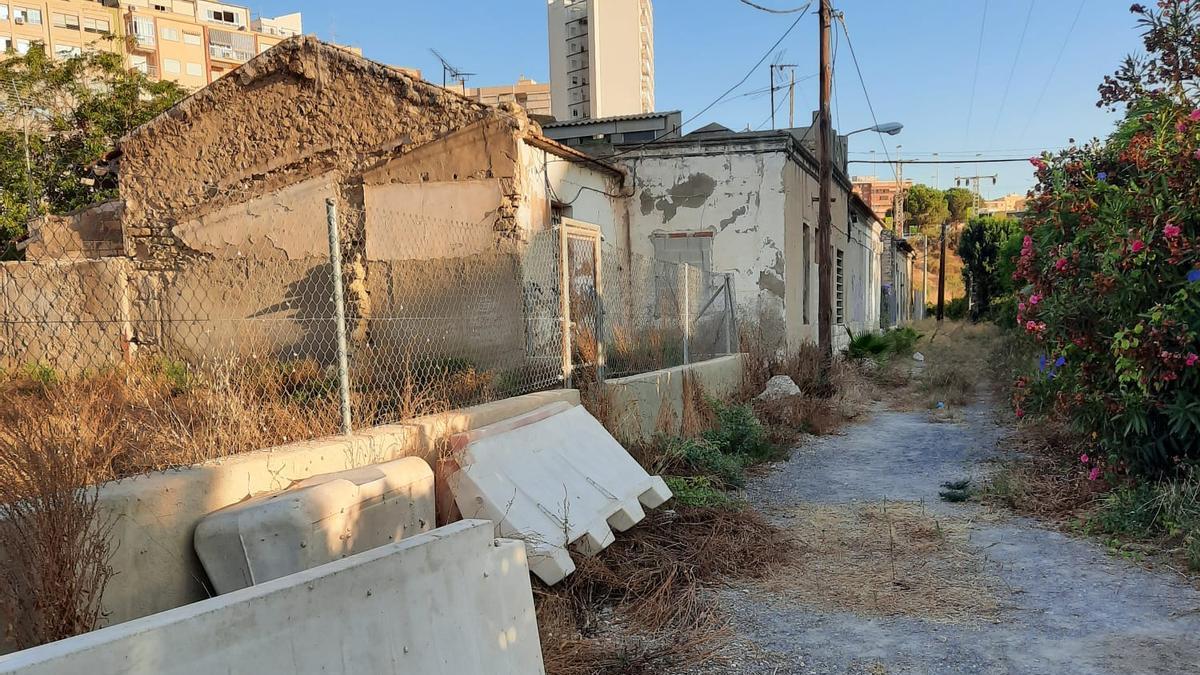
[547,0,653,121]
[460,76,552,118]
[1,1,304,89]
[120,0,301,87]
[0,0,122,61]
[851,175,912,218]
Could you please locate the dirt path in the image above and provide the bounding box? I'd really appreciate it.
[686,399,1200,674]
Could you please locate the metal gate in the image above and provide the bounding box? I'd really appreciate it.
[558,218,603,385]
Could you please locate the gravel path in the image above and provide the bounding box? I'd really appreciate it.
[685,399,1200,674]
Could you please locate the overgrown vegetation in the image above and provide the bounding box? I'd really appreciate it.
[845,327,921,361]
[958,215,1022,320]
[0,43,186,258]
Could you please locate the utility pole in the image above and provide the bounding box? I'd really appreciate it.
[953,173,998,212]
[922,235,928,316]
[936,220,948,321]
[893,145,904,235]
[817,0,834,359]
[788,68,796,128]
[769,65,775,130]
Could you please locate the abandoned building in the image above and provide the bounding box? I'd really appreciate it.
[8,37,630,386]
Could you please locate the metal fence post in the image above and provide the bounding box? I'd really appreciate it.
[325,198,353,436]
[723,273,735,355]
[680,262,690,365]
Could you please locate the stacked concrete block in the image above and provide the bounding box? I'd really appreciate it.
[449,403,671,585]
[194,456,435,593]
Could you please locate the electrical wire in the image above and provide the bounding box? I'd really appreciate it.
[964,0,989,144]
[550,2,813,165]
[1018,0,1086,141]
[738,0,813,14]
[837,14,896,183]
[849,157,1033,164]
[987,0,1035,149]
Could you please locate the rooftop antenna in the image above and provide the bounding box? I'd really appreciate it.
[429,48,475,93]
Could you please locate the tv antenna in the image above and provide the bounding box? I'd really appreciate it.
[429,48,474,92]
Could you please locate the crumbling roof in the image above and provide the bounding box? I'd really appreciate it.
[118,36,490,148]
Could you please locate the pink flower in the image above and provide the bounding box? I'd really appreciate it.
[1190,109,1200,122]
[1029,294,1042,305]
[1194,148,1200,161]
[1015,407,1025,419]
[1029,157,1047,170]
[1054,257,1068,271]
[1163,223,1181,238]
[1018,302,1027,312]
[1178,121,1188,133]
[1023,235,1033,248]
[1025,320,1038,332]
[1131,239,1146,253]
[1088,467,1101,481]
[1080,453,1089,464]
[1187,353,1199,367]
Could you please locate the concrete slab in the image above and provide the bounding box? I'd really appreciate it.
[0,521,545,675]
[194,456,435,594]
[449,404,671,585]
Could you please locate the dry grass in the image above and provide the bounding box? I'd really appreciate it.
[764,502,1000,623]
[982,418,1100,521]
[537,506,792,675]
[0,383,118,648]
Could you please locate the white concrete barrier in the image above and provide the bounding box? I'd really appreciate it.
[194,457,436,594]
[0,520,545,675]
[450,404,671,585]
[62,388,579,634]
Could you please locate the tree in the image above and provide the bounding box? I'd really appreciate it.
[1098,1,1200,108]
[944,187,974,224]
[958,215,1021,320]
[902,183,949,237]
[0,43,186,257]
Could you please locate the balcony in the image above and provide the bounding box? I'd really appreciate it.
[208,28,255,63]
[130,63,158,78]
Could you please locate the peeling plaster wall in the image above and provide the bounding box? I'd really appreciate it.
[623,148,789,344]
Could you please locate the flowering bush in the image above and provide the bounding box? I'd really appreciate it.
[1013,1,1200,477]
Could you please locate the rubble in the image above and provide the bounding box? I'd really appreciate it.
[755,375,802,401]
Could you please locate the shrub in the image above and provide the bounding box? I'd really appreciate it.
[944,297,968,321]
[845,327,921,360]
[668,436,745,489]
[663,475,738,508]
[959,215,1022,320]
[703,401,775,462]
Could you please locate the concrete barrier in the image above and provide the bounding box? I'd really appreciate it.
[194,457,436,594]
[71,389,578,633]
[451,404,671,585]
[0,520,545,675]
[602,354,746,442]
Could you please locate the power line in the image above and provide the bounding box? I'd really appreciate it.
[964,0,989,144]
[1019,0,1086,140]
[836,14,896,182]
[987,0,1035,148]
[848,157,1033,164]
[738,0,812,14]
[553,2,812,165]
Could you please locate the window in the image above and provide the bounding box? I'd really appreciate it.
[0,38,11,53]
[182,31,201,45]
[0,6,8,21]
[15,38,29,54]
[132,16,154,43]
[836,248,845,325]
[162,58,180,74]
[14,7,40,24]
[153,3,168,10]
[802,223,811,324]
[53,43,81,58]
[51,12,79,29]
[161,26,178,41]
[82,17,110,33]
[185,61,202,76]
[205,9,238,25]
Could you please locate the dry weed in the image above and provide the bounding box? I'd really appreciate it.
[0,383,118,648]
[537,506,791,675]
[764,502,1000,623]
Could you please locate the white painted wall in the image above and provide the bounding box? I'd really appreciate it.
[0,521,545,675]
[519,140,624,247]
[623,148,789,322]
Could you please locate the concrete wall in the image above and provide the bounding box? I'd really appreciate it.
[602,354,744,442]
[32,389,579,639]
[0,521,545,675]
[0,258,131,372]
[23,201,124,260]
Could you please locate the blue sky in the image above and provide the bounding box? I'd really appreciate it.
[251,0,1143,197]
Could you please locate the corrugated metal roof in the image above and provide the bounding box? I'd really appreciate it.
[542,110,682,129]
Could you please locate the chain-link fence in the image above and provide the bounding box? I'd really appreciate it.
[0,198,736,473]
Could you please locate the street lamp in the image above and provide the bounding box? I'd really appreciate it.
[845,122,903,136]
